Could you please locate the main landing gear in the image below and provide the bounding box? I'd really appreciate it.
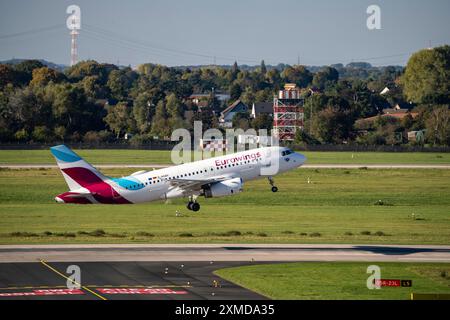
[187,196,201,212]
[268,176,278,193]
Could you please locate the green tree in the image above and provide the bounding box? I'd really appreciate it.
[32,125,52,142]
[45,83,84,130]
[54,126,67,141]
[229,83,242,102]
[401,113,414,130]
[151,100,170,138]
[266,69,281,87]
[14,60,44,73]
[312,67,339,89]
[312,106,354,143]
[251,113,273,131]
[8,87,52,132]
[14,128,29,141]
[232,112,251,130]
[260,60,267,75]
[207,92,221,113]
[240,86,256,107]
[295,129,320,145]
[401,46,450,104]
[231,61,239,80]
[107,68,137,101]
[0,64,20,88]
[425,106,450,146]
[281,65,313,88]
[66,60,116,84]
[193,107,218,130]
[81,75,108,99]
[104,102,134,138]
[166,93,184,130]
[132,92,154,134]
[13,60,45,85]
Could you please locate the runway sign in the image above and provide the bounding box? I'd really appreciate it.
[0,289,85,297]
[374,279,412,287]
[96,288,188,295]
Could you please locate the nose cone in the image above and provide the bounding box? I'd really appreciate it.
[294,153,307,167]
[55,196,65,203]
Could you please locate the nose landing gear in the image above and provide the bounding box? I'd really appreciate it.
[268,177,278,193]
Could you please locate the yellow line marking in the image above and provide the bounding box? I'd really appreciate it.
[38,259,107,300]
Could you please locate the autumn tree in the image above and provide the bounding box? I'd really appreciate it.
[30,67,64,87]
[401,46,450,104]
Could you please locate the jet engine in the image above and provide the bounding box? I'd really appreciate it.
[203,178,243,198]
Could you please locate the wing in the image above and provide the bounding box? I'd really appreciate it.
[164,174,236,194]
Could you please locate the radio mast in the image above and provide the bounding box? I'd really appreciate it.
[66,5,81,66]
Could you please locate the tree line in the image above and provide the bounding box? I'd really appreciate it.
[0,45,449,146]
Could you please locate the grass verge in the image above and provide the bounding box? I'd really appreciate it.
[214,262,450,300]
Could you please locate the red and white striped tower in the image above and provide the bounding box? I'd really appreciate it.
[272,84,305,141]
[70,28,79,66]
[66,5,81,66]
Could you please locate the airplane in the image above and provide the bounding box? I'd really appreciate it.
[50,145,306,211]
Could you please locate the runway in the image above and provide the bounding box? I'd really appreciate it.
[1,164,450,169]
[1,244,449,300]
[0,261,265,300]
[1,244,450,263]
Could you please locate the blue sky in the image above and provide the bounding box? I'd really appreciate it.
[0,0,449,67]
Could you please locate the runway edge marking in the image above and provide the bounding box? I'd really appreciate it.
[39,259,107,300]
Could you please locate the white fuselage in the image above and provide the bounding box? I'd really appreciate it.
[108,146,306,204]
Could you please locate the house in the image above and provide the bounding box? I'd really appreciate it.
[251,102,273,119]
[381,106,418,120]
[219,100,248,128]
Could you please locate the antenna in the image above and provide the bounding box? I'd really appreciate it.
[70,29,79,66]
[66,5,81,66]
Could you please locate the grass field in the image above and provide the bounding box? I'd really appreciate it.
[0,166,449,244]
[214,262,450,300]
[0,149,450,165]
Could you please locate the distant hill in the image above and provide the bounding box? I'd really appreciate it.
[0,59,67,72]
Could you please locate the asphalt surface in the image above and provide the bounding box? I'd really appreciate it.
[1,164,450,169]
[0,261,266,300]
[1,244,450,263]
[1,244,449,300]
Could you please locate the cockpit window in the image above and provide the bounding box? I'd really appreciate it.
[282,149,294,157]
